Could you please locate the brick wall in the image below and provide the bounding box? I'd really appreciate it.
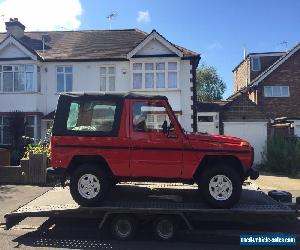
[233,55,283,94]
[256,49,300,119]
[250,55,282,80]
[233,58,250,92]
[219,93,267,134]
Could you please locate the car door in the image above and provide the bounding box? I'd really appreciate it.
[129,99,183,178]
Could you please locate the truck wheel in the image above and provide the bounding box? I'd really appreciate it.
[70,164,109,207]
[199,165,242,208]
[153,216,176,241]
[111,215,137,240]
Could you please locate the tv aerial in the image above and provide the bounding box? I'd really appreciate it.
[106,11,117,30]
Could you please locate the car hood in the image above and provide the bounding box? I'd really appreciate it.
[186,132,243,145]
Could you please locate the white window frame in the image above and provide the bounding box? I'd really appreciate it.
[251,57,261,71]
[264,85,290,97]
[131,60,180,90]
[99,65,116,92]
[56,65,73,93]
[0,64,35,93]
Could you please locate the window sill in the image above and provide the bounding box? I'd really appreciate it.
[0,91,42,95]
[264,96,290,98]
[131,88,181,92]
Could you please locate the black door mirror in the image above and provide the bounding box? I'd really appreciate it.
[162,120,168,134]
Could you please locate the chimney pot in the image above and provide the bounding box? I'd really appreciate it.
[5,18,25,39]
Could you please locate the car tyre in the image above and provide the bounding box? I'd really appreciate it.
[70,164,109,207]
[198,164,242,208]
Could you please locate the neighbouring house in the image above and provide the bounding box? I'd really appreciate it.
[0,18,200,147]
[230,43,300,137]
[197,94,267,163]
[197,42,300,164]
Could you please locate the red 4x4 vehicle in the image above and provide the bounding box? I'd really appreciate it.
[49,93,258,208]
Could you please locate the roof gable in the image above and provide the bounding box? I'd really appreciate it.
[250,43,300,87]
[135,39,175,56]
[127,30,183,59]
[0,35,38,60]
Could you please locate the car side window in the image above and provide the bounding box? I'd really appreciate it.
[132,102,171,132]
[66,100,116,132]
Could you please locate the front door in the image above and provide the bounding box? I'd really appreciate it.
[129,99,183,178]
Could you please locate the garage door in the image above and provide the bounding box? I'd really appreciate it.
[223,122,267,164]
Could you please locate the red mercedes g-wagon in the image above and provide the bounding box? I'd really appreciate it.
[49,92,258,208]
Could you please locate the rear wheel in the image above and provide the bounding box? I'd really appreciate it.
[198,164,242,208]
[153,216,176,241]
[111,215,137,240]
[70,164,109,207]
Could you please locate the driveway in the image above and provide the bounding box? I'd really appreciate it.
[0,185,50,224]
[250,174,300,202]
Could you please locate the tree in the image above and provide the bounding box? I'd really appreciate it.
[196,63,226,102]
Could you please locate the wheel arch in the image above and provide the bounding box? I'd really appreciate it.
[67,155,113,177]
[193,155,245,182]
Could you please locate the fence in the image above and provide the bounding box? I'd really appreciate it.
[0,153,47,185]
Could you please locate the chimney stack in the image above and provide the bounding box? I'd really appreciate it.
[5,18,25,39]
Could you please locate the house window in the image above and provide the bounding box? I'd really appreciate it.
[37,66,41,92]
[0,116,11,145]
[0,64,34,92]
[0,115,40,145]
[100,66,115,91]
[264,86,290,97]
[25,116,35,139]
[251,57,261,71]
[132,62,178,90]
[198,116,214,122]
[57,66,73,92]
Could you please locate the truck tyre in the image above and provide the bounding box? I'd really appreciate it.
[153,215,177,241]
[198,164,242,208]
[268,190,292,203]
[70,164,109,207]
[111,215,137,240]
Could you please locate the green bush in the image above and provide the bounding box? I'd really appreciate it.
[23,141,50,160]
[261,137,300,176]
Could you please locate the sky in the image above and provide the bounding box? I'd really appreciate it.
[0,0,299,98]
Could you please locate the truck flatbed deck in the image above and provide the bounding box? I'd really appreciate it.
[5,183,297,232]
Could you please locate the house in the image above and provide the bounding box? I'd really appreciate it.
[197,42,300,163]
[0,18,200,146]
[197,94,267,163]
[230,43,300,137]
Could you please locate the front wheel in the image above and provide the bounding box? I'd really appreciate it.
[198,165,242,208]
[70,164,109,207]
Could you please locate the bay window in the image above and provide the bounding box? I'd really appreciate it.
[0,64,35,92]
[132,61,178,90]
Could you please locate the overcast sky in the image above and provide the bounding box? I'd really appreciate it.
[0,0,299,98]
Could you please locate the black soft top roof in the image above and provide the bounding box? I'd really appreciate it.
[62,92,168,101]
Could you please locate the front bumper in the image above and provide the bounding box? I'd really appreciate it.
[47,167,67,179]
[246,168,259,180]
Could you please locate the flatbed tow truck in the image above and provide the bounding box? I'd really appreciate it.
[4,182,299,241]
